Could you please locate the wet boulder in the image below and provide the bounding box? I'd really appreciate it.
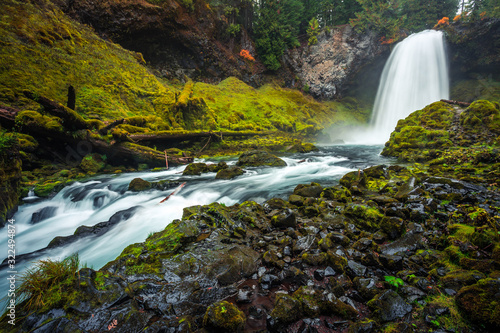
[128,178,151,191]
[31,206,58,224]
[364,165,388,179]
[215,166,244,180]
[236,150,286,167]
[183,162,209,175]
[339,170,367,189]
[367,290,412,322]
[293,183,324,198]
[270,209,297,228]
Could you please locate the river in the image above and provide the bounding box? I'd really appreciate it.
[0,145,392,307]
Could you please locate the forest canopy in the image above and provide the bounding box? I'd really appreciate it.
[203,0,499,70]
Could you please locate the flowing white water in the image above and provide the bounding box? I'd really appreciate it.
[0,146,392,306]
[345,30,449,144]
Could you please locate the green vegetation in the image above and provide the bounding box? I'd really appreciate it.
[13,254,80,313]
[253,0,304,70]
[0,0,177,120]
[384,275,404,290]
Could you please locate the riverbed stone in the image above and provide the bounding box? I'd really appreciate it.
[236,150,286,167]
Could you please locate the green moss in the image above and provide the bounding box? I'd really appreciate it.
[270,293,303,325]
[15,110,64,133]
[344,204,384,230]
[203,301,246,332]
[34,180,63,197]
[456,278,500,328]
[0,0,177,121]
[79,153,105,173]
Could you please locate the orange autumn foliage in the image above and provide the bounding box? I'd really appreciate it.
[379,36,396,45]
[437,17,449,25]
[239,49,255,61]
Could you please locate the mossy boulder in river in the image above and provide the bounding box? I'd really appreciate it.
[236,150,286,167]
[128,178,151,191]
[183,162,209,175]
[215,166,244,179]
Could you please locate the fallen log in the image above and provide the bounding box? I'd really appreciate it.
[0,104,18,129]
[440,99,471,107]
[159,182,186,203]
[130,130,273,143]
[24,91,89,130]
[87,138,193,167]
[99,118,125,135]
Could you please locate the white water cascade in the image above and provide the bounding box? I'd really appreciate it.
[368,30,449,143]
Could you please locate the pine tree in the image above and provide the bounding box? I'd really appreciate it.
[253,0,304,70]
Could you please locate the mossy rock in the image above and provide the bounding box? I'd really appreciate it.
[344,204,383,230]
[460,100,500,133]
[215,166,244,180]
[203,301,246,332]
[364,165,388,179]
[456,278,500,328]
[270,293,303,326]
[183,162,209,175]
[380,217,405,240]
[441,269,486,290]
[236,150,286,167]
[293,183,323,198]
[287,142,319,153]
[128,178,152,192]
[79,153,105,173]
[321,186,352,203]
[270,209,296,228]
[367,290,412,322]
[339,170,367,189]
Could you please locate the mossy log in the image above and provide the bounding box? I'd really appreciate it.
[441,99,471,107]
[88,138,193,167]
[130,130,273,143]
[0,104,18,129]
[98,118,125,135]
[23,91,89,130]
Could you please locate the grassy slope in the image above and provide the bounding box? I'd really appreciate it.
[193,78,369,134]
[0,0,176,121]
[0,0,369,135]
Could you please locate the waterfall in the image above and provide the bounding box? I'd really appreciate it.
[369,30,449,143]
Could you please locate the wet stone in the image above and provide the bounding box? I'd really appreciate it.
[347,260,367,277]
[369,290,412,322]
[324,266,336,277]
[314,269,325,281]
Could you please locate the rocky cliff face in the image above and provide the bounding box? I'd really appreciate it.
[286,25,389,100]
[58,0,257,83]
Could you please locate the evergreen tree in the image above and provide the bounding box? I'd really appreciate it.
[398,0,459,32]
[350,0,406,42]
[253,0,304,70]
